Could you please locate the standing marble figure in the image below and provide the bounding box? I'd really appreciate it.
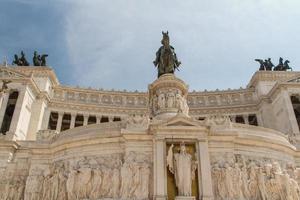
[167,142,197,197]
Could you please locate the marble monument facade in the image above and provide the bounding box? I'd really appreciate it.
[1,66,300,199]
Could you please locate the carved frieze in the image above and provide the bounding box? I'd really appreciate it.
[211,154,300,200]
[149,74,189,118]
[7,152,153,200]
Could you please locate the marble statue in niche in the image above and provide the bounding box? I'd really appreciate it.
[167,142,197,197]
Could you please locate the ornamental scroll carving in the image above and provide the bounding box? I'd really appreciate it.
[126,114,150,129]
[20,152,152,200]
[211,154,300,200]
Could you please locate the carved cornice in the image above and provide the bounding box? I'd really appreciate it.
[248,71,300,88]
[0,66,56,99]
[9,66,59,86]
[6,66,300,116]
[148,74,188,96]
[48,101,148,115]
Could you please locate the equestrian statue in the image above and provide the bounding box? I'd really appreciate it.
[255,57,292,71]
[153,31,181,78]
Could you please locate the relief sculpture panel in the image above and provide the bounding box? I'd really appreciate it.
[211,154,300,200]
[0,152,152,200]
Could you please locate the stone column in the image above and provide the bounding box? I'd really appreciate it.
[198,140,214,200]
[109,116,114,122]
[70,113,76,129]
[96,115,101,124]
[0,92,9,131]
[83,114,89,126]
[56,112,63,132]
[256,112,264,127]
[154,139,167,200]
[243,114,249,125]
[231,115,236,123]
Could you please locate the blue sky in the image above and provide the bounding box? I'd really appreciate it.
[1,0,300,91]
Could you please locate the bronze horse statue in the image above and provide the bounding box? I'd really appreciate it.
[153,31,181,78]
[273,57,292,71]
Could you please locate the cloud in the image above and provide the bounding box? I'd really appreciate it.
[65,0,300,91]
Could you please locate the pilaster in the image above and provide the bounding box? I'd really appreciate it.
[154,139,167,200]
[26,98,47,140]
[283,90,300,135]
[40,108,50,130]
[198,140,214,200]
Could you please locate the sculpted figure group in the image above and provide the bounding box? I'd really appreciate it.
[0,169,28,200]
[255,57,292,71]
[212,156,300,200]
[22,152,151,200]
[153,90,189,115]
[12,51,48,66]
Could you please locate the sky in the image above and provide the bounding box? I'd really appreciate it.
[0,0,300,92]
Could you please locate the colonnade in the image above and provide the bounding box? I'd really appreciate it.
[230,114,259,126]
[45,111,122,132]
[0,90,24,135]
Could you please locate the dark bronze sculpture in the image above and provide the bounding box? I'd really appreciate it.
[255,59,266,70]
[153,31,181,78]
[265,58,274,70]
[274,57,284,71]
[283,60,292,71]
[255,58,274,71]
[33,51,41,66]
[12,51,29,66]
[20,51,29,66]
[256,57,292,71]
[33,51,48,66]
[40,54,48,66]
[12,54,21,66]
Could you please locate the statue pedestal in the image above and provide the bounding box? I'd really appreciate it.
[148,74,189,119]
[175,196,196,200]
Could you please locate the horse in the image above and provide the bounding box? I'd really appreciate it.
[41,54,48,66]
[255,59,266,71]
[283,60,292,71]
[153,31,181,77]
[273,57,284,71]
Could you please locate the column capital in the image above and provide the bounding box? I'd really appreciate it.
[82,113,89,118]
[57,111,64,116]
[70,112,77,117]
